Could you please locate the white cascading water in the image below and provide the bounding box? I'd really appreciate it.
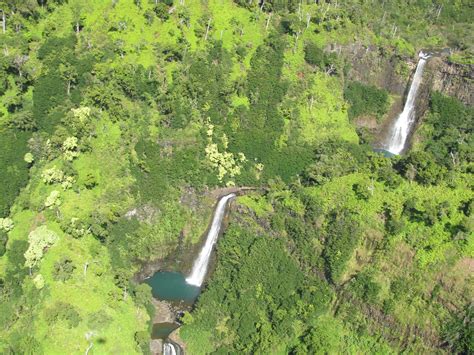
[163,342,178,355]
[386,51,430,154]
[186,193,235,287]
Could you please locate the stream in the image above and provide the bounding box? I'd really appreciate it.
[144,193,236,354]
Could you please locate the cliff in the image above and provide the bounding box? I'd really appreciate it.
[327,43,473,149]
[429,58,474,106]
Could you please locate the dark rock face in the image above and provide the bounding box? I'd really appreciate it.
[430,58,474,106]
[327,43,410,95]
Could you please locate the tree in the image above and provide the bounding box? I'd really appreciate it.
[0,218,13,256]
[23,152,34,165]
[1,7,5,34]
[70,0,86,34]
[304,42,335,71]
[24,226,59,269]
[12,54,28,78]
[349,270,381,303]
[44,190,61,208]
[59,63,77,96]
[84,331,96,355]
[294,316,343,354]
[0,217,14,232]
[344,81,389,121]
[44,302,81,328]
[42,166,65,184]
[33,274,45,289]
[53,257,75,281]
[397,151,447,185]
[153,3,169,21]
[62,136,79,161]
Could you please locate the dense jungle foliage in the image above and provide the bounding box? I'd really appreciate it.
[0,0,472,354]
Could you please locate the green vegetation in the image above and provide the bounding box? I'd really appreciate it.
[344,82,390,121]
[0,129,30,217]
[182,105,473,351]
[181,224,332,354]
[423,92,474,168]
[0,0,472,353]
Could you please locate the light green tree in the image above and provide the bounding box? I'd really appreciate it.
[24,152,34,164]
[42,166,75,190]
[0,217,14,232]
[61,176,75,190]
[62,137,80,161]
[42,166,65,184]
[33,274,45,289]
[45,190,61,208]
[71,106,91,122]
[24,225,59,269]
[204,121,246,184]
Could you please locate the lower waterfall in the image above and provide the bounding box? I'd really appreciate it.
[185,193,235,287]
[163,341,181,355]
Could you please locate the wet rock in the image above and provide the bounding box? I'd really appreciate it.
[150,339,163,355]
[208,186,258,199]
[152,299,175,323]
[133,259,163,282]
[168,329,187,354]
[354,115,379,129]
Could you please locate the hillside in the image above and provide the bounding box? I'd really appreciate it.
[0,1,472,354]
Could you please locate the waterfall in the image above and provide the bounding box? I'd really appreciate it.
[186,193,235,287]
[163,342,179,355]
[386,51,430,154]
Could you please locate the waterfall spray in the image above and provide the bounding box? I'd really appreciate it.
[386,51,430,154]
[186,193,235,287]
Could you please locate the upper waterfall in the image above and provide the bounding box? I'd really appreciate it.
[386,51,430,154]
[186,193,235,287]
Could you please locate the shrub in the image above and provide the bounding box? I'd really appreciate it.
[52,258,76,282]
[304,42,326,67]
[350,271,381,303]
[44,302,81,328]
[442,304,473,354]
[304,42,338,72]
[323,209,360,283]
